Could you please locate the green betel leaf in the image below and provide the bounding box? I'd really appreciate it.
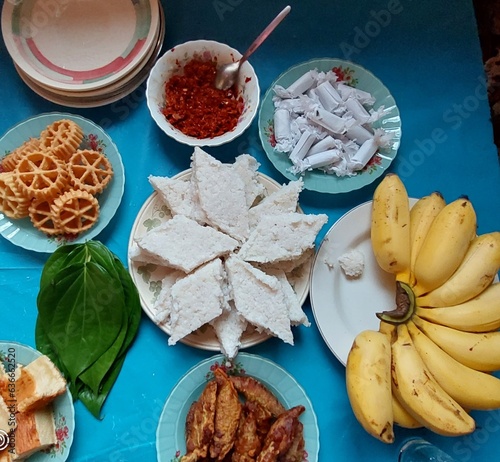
[37,260,125,380]
[40,241,121,290]
[78,313,127,395]
[35,318,70,378]
[78,355,126,419]
[113,255,142,356]
[35,241,142,418]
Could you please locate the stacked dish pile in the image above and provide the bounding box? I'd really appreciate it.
[1,0,165,108]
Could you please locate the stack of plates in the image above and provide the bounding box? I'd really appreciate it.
[1,0,165,108]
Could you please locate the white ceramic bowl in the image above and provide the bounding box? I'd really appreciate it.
[146,40,260,147]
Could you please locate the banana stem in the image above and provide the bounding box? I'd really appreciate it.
[376,282,415,324]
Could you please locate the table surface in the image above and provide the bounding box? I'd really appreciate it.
[1,1,500,461]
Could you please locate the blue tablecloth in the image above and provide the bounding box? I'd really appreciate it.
[1,1,500,461]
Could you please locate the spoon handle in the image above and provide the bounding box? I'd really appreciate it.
[240,5,291,64]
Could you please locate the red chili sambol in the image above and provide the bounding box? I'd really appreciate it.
[162,58,244,139]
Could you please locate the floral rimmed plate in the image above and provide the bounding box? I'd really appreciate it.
[127,169,312,351]
[156,352,319,462]
[0,112,125,253]
[0,341,74,461]
[258,58,402,194]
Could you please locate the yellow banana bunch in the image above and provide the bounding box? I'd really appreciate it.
[371,174,411,284]
[345,330,394,443]
[344,173,500,444]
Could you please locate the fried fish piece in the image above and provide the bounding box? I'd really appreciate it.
[182,379,217,462]
[210,368,242,461]
[231,404,262,462]
[244,400,274,441]
[256,405,305,462]
[278,420,305,462]
[229,376,285,418]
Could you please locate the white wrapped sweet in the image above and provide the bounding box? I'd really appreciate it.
[291,149,342,174]
[274,108,293,152]
[349,129,394,171]
[345,123,374,145]
[308,108,353,135]
[289,130,317,164]
[315,81,343,112]
[273,70,318,99]
[307,135,341,157]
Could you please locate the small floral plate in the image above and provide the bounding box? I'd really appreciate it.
[156,353,319,462]
[258,58,402,194]
[0,340,74,461]
[0,112,125,252]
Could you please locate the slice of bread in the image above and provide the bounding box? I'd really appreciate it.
[148,174,207,224]
[225,256,294,345]
[191,147,250,242]
[248,179,303,229]
[135,214,238,273]
[210,305,248,359]
[16,356,66,413]
[238,212,328,264]
[14,406,56,459]
[232,154,266,207]
[167,258,230,345]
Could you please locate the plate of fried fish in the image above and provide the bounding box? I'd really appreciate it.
[156,353,319,462]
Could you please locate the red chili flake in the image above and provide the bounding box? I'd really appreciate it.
[161,58,244,139]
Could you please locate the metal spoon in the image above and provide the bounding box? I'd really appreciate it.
[214,5,291,90]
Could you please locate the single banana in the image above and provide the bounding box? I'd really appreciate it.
[378,321,421,428]
[346,330,394,443]
[412,315,500,372]
[407,320,500,410]
[417,232,500,307]
[415,283,500,333]
[390,324,475,436]
[371,173,411,284]
[409,192,446,280]
[392,394,422,429]
[412,197,477,297]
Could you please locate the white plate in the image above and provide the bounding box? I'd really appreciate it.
[1,0,160,92]
[156,353,319,462]
[0,341,74,461]
[310,199,417,366]
[0,112,125,253]
[127,170,312,351]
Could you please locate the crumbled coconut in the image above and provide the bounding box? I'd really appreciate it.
[338,249,365,278]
